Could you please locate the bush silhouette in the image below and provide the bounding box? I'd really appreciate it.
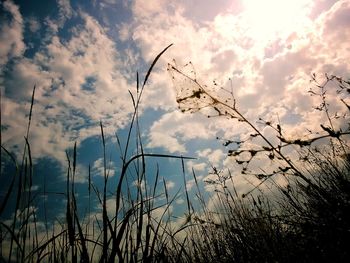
[167,61,350,262]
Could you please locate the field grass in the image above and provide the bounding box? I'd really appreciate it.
[1,46,350,262]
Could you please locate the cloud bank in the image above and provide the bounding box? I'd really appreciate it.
[0,0,349,192]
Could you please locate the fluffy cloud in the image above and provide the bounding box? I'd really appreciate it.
[129,0,349,158]
[186,160,207,173]
[146,111,220,153]
[27,16,40,33]
[92,158,116,178]
[321,0,350,50]
[165,180,176,190]
[1,4,135,163]
[57,0,74,25]
[197,148,225,167]
[1,0,349,182]
[0,0,25,68]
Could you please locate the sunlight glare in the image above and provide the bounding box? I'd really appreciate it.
[242,0,311,40]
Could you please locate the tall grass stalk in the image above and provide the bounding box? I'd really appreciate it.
[2,46,349,262]
[0,45,197,262]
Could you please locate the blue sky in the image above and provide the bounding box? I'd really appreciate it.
[1,0,350,225]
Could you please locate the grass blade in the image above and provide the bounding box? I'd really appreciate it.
[142,44,173,88]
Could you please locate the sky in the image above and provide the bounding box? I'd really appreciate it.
[1,0,350,225]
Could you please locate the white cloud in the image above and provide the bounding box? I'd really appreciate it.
[1,9,137,163]
[130,0,348,100]
[117,22,132,42]
[132,0,168,19]
[43,18,59,35]
[151,204,173,221]
[92,158,116,178]
[146,111,220,153]
[132,179,146,192]
[186,178,199,191]
[320,0,350,50]
[57,0,73,25]
[197,148,225,167]
[5,57,51,97]
[309,0,339,19]
[186,160,207,173]
[180,0,240,21]
[147,131,186,153]
[27,16,40,32]
[165,180,176,190]
[2,0,350,193]
[175,198,185,204]
[0,0,25,68]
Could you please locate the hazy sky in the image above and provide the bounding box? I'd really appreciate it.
[1,0,349,221]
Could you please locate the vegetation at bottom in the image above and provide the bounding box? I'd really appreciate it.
[0,45,349,262]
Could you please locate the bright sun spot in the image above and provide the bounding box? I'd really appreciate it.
[242,0,311,40]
